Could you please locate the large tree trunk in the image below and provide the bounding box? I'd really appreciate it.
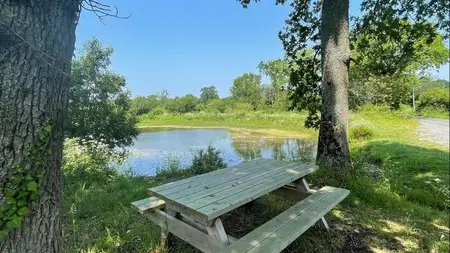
[0,1,79,252]
[316,0,352,169]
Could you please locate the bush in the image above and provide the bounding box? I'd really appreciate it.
[206,99,228,113]
[151,106,167,116]
[418,87,449,110]
[350,121,375,141]
[155,145,226,178]
[63,138,127,181]
[190,145,227,174]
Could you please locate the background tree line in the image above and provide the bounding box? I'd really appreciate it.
[129,29,449,118]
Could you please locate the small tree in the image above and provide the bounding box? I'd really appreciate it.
[230,73,263,109]
[200,86,220,104]
[67,38,138,148]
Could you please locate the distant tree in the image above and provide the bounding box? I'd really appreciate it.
[130,95,160,115]
[230,73,262,109]
[166,94,199,113]
[67,39,138,148]
[349,30,449,109]
[258,59,290,110]
[200,86,220,104]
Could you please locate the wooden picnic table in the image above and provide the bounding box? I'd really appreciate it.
[132,158,349,253]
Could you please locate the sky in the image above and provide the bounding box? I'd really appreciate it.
[75,0,450,98]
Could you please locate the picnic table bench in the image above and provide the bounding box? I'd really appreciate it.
[132,158,349,253]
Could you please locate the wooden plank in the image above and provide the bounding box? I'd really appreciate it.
[293,178,330,231]
[175,162,300,205]
[271,185,306,202]
[196,164,318,220]
[186,163,313,211]
[161,159,281,197]
[149,159,267,193]
[150,197,210,224]
[179,214,237,244]
[160,209,177,250]
[222,186,349,253]
[206,218,230,246]
[131,197,165,213]
[145,209,224,253]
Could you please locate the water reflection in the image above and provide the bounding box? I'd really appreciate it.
[122,128,316,175]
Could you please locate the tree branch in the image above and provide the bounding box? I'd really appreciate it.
[81,0,130,23]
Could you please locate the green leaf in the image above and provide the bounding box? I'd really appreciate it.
[4,188,15,198]
[0,230,9,240]
[6,216,22,229]
[18,207,29,216]
[26,181,38,192]
[6,198,16,205]
[43,124,52,133]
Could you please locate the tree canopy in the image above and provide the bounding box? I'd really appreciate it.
[67,38,138,148]
[230,73,262,109]
[200,86,220,104]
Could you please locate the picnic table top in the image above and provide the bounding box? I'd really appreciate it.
[149,158,318,222]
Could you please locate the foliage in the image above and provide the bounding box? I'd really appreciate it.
[150,106,167,116]
[349,70,415,110]
[349,25,448,110]
[156,145,227,178]
[165,94,198,114]
[62,138,126,180]
[349,121,374,141]
[238,0,449,127]
[62,140,161,253]
[205,99,228,113]
[0,125,50,239]
[130,95,160,115]
[230,73,263,109]
[258,59,291,110]
[67,38,138,148]
[190,145,227,174]
[199,86,220,104]
[418,87,450,110]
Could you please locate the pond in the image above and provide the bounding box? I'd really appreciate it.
[121,127,317,175]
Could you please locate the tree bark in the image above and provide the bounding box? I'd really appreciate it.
[316,0,352,169]
[0,1,79,252]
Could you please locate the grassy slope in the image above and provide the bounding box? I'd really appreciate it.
[63,110,449,253]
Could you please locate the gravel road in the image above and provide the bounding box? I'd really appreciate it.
[418,117,449,146]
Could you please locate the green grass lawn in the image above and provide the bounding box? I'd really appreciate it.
[63,110,449,253]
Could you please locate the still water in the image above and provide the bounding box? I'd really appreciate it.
[122,128,317,175]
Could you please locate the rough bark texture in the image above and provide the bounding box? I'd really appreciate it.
[316,0,352,169]
[0,1,79,252]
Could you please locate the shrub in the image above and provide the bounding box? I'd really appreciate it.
[63,138,127,181]
[350,121,375,141]
[418,87,449,110]
[206,99,228,113]
[151,106,167,116]
[190,145,227,174]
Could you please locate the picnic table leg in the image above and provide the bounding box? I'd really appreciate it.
[293,177,330,231]
[160,208,177,250]
[205,218,230,246]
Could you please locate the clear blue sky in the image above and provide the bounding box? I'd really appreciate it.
[75,0,449,98]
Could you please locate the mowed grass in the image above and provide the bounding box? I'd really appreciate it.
[63,109,449,252]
